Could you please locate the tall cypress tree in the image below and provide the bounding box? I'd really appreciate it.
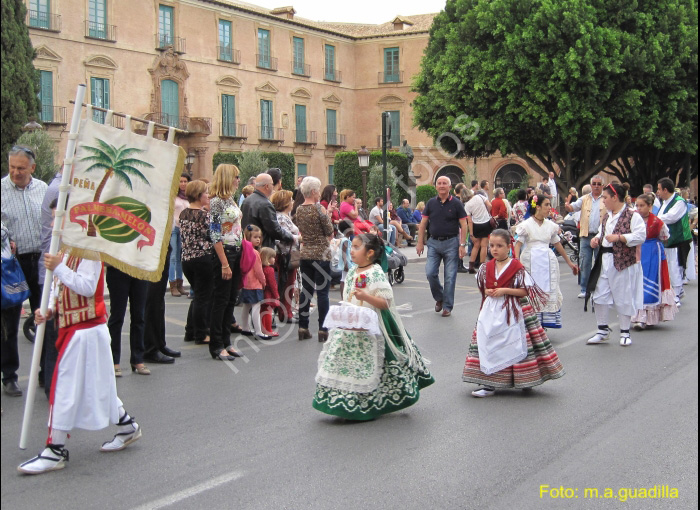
[1,0,40,176]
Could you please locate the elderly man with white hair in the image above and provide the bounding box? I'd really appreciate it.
[241,173,294,249]
[293,176,335,342]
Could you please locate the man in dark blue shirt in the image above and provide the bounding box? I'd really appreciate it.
[396,198,417,246]
[416,177,468,317]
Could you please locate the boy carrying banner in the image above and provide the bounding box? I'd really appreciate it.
[18,199,142,475]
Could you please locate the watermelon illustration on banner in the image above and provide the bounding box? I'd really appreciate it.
[61,118,185,281]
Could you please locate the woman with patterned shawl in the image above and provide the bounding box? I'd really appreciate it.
[632,194,677,329]
[313,234,434,420]
[463,229,565,398]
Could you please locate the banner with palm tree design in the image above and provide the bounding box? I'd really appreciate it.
[61,118,185,281]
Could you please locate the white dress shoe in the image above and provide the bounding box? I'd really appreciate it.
[586,329,610,344]
[101,416,142,452]
[17,445,68,475]
[620,334,632,346]
[471,387,496,398]
[577,292,586,299]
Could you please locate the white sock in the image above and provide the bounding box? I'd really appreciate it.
[240,304,252,331]
[49,429,68,445]
[594,303,610,328]
[117,407,135,432]
[619,315,632,331]
[251,302,262,334]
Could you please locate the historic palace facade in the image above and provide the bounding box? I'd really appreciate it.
[26,0,533,191]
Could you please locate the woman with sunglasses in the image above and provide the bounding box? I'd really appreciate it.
[585,182,646,347]
[208,164,244,360]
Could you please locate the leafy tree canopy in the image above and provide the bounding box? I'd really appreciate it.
[1,0,40,176]
[413,0,698,190]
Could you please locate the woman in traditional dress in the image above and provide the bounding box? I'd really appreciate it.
[631,193,677,329]
[463,229,565,397]
[515,194,579,329]
[585,183,646,346]
[313,234,434,420]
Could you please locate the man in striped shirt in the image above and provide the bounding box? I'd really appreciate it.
[1,146,47,397]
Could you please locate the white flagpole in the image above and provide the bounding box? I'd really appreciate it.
[19,84,86,449]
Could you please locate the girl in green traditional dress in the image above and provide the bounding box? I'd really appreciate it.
[313,234,434,420]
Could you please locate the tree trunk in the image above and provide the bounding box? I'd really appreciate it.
[87,168,113,237]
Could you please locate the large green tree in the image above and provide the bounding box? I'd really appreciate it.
[413,0,698,192]
[1,0,40,176]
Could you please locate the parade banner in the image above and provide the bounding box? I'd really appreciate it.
[61,118,185,281]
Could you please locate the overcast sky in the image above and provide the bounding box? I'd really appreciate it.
[246,0,447,24]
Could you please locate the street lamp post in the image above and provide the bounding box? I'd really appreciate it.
[185,152,196,175]
[358,145,370,208]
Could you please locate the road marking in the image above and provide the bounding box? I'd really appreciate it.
[164,316,187,327]
[131,471,245,510]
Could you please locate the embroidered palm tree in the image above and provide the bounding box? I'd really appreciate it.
[81,139,153,236]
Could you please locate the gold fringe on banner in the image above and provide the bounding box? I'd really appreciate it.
[64,147,186,283]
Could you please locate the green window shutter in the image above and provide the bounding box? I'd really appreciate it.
[261,99,273,138]
[88,0,106,38]
[329,165,334,184]
[39,70,53,122]
[222,94,236,136]
[324,45,335,80]
[295,105,307,142]
[159,5,174,46]
[388,110,400,147]
[219,20,232,61]
[161,79,179,127]
[297,163,307,177]
[90,77,109,123]
[326,109,337,145]
[293,37,304,74]
[30,0,50,28]
[258,29,270,68]
[384,47,399,82]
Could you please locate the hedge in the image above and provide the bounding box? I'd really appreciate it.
[333,151,409,203]
[416,185,438,205]
[212,151,295,191]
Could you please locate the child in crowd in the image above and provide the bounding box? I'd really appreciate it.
[239,225,270,340]
[19,199,141,475]
[313,233,433,420]
[260,247,280,338]
[338,220,355,298]
[462,229,565,397]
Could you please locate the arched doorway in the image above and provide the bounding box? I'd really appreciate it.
[495,164,527,194]
[434,165,464,187]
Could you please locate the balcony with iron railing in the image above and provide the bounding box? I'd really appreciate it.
[91,111,125,129]
[27,10,61,31]
[39,106,67,125]
[256,54,278,71]
[294,131,317,145]
[220,123,247,140]
[291,62,311,77]
[218,46,241,64]
[324,69,342,83]
[85,20,117,41]
[143,113,211,134]
[378,71,404,84]
[325,133,346,147]
[258,126,284,142]
[155,34,186,53]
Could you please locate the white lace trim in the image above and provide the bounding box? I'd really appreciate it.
[323,302,382,336]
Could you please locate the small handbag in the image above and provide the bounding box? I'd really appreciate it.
[288,248,301,270]
[1,255,30,309]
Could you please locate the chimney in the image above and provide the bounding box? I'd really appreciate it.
[270,6,296,20]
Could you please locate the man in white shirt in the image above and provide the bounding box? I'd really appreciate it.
[369,197,396,245]
[548,172,558,211]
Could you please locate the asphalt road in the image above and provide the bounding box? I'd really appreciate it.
[1,259,697,510]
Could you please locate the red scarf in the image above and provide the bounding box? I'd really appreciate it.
[481,258,547,324]
[645,213,664,240]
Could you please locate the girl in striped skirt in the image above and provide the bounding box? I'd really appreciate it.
[463,229,565,397]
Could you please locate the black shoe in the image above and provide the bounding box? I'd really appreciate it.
[211,349,235,361]
[143,351,175,364]
[160,346,181,358]
[457,265,469,273]
[3,381,23,397]
[240,330,254,337]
